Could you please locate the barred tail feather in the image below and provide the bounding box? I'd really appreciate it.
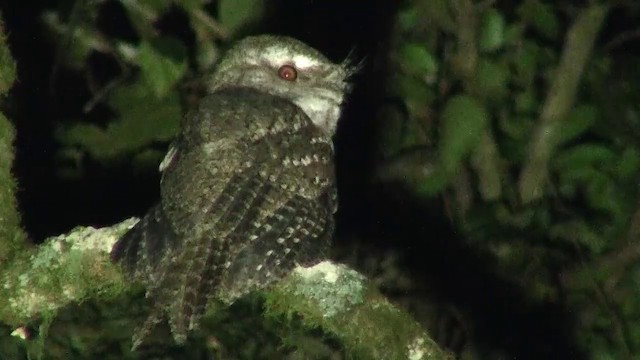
[110,204,179,278]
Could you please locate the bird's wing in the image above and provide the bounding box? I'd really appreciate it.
[110,89,336,348]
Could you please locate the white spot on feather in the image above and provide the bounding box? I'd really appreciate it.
[159,145,178,172]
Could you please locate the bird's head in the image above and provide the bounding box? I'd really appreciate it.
[208,35,357,135]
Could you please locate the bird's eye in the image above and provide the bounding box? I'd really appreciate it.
[278,65,297,81]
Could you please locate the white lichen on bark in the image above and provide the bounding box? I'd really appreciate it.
[269,261,454,360]
[1,218,138,326]
[293,261,366,317]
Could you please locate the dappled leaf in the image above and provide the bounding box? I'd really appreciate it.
[511,41,539,87]
[395,75,436,121]
[556,104,598,146]
[475,58,508,100]
[495,205,536,229]
[41,11,100,68]
[439,95,489,173]
[399,43,438,77]
[57,81,181,161]
[118,0,172,38]
[107,81,181,142]
[514,90,537,114]
[174,0,202,12]
[498,115,535,141]
[138,38,188,98]
[397,7,418,31]
[552,144,616,173]
[55,123,114,158]
[219,0,265,35]
[550,221,606,254]
[479,9,505,52]
[584,171,624,217]
[517,0,559,39]
[416,0,456,33]
[416,167,449,196]
[616,148,640,180]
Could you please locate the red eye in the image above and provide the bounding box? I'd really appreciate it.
[278,65,297,81]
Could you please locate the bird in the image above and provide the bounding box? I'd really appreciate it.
[109,34,356,349]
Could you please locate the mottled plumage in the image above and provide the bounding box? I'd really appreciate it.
[110,35,354,349]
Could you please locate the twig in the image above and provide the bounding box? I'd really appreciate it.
[603,27,640,52]
[192,9,231,41]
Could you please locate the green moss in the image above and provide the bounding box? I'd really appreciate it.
[0,220,136,326]
[0,16,25,265]
[0,17,17,95]
[265,262,453,360]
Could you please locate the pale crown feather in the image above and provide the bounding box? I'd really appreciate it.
[207,35,355,135]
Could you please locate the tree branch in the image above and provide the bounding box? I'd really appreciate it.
[1,220,452,359]
[518,4,609,203]
[0,14,27,265]
[0,220,135,326]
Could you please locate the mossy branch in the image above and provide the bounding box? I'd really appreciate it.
[0,13,27,266]
[0,220,134,326]
[0,220,452,359]
[518,4,609,203]
[269,261,454,360]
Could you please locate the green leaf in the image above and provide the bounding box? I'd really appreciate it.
[175,0,204,12]
[475,59,509,100]
[517,0,559,39]
[478,9,505,52]
[504,23,524,46]
[584,171,623,216]
[556,104,598,146]
[138,38,188,98]
[399,43,438,77]
[395,75,436,119]
[119,0,171,38]
[514,89,537,114]
[616,148,640,180]
[397,7,418,31]
[107,81,181,144]
[56,123,113,157]
[511,41,539,87]
[550,221,606,254]
[495,205,536,228]
[552,144,616,173]
[498,115,535,140]
[416,167,449,196]
[219,0,265,36]
[439,95,489,173]
[56,81,181,161]
[41,12,97,68]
